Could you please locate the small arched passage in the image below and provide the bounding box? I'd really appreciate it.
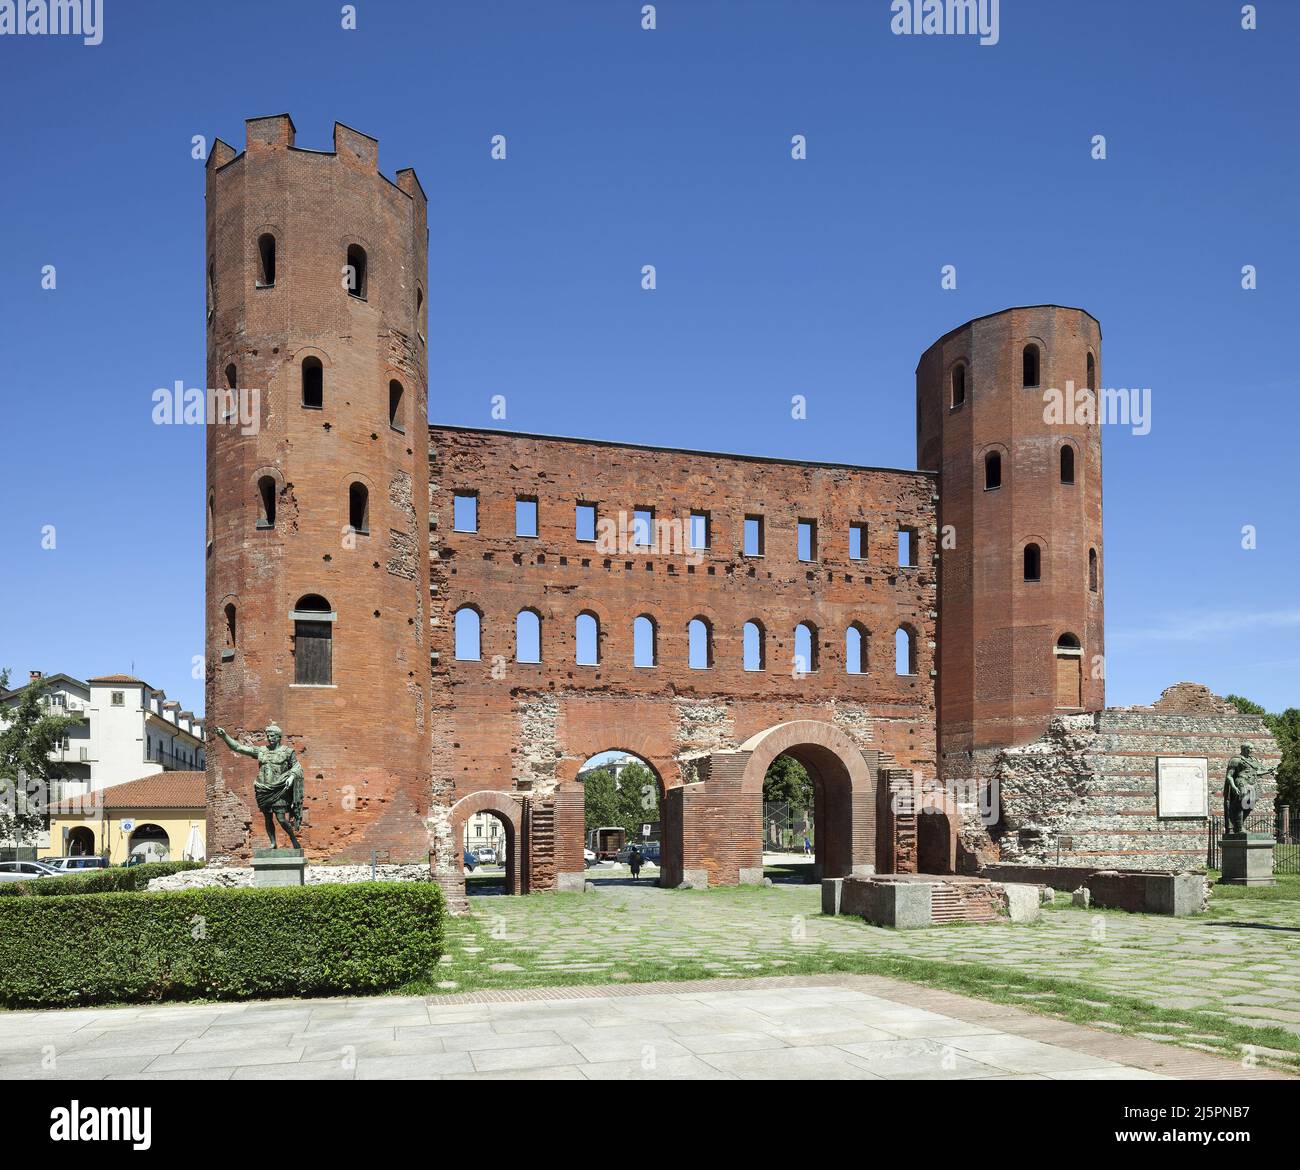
[737,721,879,880]
[448,791,524,901]
[575,750,666,887]
[914,790,958,875]
[67,826,95,856]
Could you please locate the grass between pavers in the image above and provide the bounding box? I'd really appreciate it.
[1206,871,1300,902]
[402,885,1300,1074]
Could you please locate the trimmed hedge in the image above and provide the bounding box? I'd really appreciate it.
[0,860,204,897]
[0,881,445,1007]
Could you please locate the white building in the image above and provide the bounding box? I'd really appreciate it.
[0,671,205,798]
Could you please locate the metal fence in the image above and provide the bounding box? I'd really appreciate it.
[1206,809,1299,874]
[763,802,814,852]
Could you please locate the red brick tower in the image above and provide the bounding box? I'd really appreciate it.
[204,116,431,862]
[916,306,1104,781]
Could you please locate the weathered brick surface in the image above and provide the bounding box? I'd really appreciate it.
[205,118,431,862]
[917,306,1105,775]
[990,685,1280,870]
[427,427,939,886]
[205,130,1232,885]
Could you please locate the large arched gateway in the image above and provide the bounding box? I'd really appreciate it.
[737,721,881,881]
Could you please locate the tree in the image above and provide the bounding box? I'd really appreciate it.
[762,753,813,807]
[1226,694,1300,811]
[0,669,78,857]
[582,759,660,836]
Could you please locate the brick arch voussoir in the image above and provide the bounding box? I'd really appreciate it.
[737,719,872,795]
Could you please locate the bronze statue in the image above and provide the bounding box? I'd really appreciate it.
[1223,743,1273,836]
[215,723,305,850]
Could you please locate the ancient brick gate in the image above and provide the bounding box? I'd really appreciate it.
[661,719,886,888]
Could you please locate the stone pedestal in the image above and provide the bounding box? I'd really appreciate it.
[1218,835,1275,887]
[251,848,306,887]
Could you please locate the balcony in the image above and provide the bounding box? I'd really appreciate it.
[151,748,204,772]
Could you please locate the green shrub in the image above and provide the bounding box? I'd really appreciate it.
[0,860,203,897]
[0,881,445,1007]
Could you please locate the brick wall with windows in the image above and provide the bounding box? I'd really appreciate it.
[427,425,938,886]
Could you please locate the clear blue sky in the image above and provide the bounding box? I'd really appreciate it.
[1,0,1296,716]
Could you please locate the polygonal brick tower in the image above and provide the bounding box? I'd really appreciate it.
[204,115,432,862]
[916,306,1105,782]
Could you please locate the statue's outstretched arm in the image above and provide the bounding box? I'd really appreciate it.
[216,728,260,759]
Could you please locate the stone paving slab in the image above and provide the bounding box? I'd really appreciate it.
[0,974,1286,1080]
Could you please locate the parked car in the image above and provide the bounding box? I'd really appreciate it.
[583,848,597,867]
[475,846,497,864]
[0,860,60,881]
[40,856,109,873]
[463,850,478,871]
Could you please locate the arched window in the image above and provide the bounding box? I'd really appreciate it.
[951,363,966,407]
[256,476,276,528]
[743,620,765,672]
[576,612,599,666]
[688,617,712,669]
[845,623,868,674]
[633,615,657,668]
[794,621,818,673]
[302,357,323,409]
[346,243,367,299]
[348,483,369,534]
[984,451,1002,490]
[388,379,405,431]
[1060,445,1075,484]
[206,491,214,549]
[1089,547,1098,592]
[1022,343,1040,387]
[1054,633,1082,708]
[1024,543,1042,581]
[223,603,237,650]
[224,363,237,390]
[207,260,216,316]
[895,626,916,676]
[256,233,276,287]
[1086,352,1096,391]
[416,286,424,317]
[515,609,541,663]
[292,594,333,685]
[454,606,481,661]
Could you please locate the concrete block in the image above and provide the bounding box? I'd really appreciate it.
[251,851,305,888]
[682,869,709,889]
[821,877,844,916]
[1146,872,1207,915]
[1218,836,1275,887]
[1001,883,1041,923]
[554,872,586,893]
[738,867,765,886]
[1072,887,1090,908]
[840,878,932,929]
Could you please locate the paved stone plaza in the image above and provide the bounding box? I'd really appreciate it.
[0,879,1295,1080]
[0,975,1280,1081]
[445,878,1300,1062]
